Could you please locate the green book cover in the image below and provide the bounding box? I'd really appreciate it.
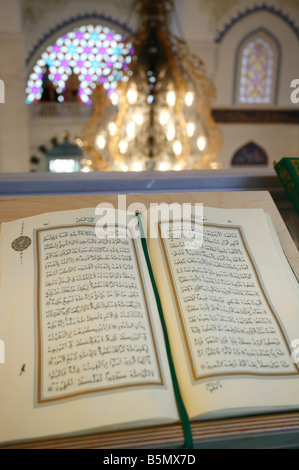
[275,157,299,217]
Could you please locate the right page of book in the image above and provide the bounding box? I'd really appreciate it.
[147,206,299,420]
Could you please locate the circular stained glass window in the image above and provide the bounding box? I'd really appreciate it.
[26,24,134,104]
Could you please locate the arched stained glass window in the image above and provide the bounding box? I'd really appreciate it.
[26,24,134,104]
[234,29,280,105]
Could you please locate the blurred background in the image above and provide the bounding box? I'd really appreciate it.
[0,0,298,174]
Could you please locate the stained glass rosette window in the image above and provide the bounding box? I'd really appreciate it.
[239,37,274,104]
[26,25,134,104]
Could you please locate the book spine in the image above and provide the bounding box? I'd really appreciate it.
[275,158,299,217]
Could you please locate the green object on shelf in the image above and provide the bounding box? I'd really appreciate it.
[274,158,299,217]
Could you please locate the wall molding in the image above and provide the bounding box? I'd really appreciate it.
[212,109,299,124]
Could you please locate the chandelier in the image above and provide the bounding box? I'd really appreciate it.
[80,0,222,172]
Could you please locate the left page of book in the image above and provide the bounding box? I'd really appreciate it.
[0,208,179,445]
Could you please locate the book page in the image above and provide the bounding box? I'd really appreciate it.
[0,208,178,444]
[148,206,299,419]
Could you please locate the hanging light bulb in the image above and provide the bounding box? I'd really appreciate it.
[80,158,93,172]
[173,163,182,171]
[197,136,207,152]
[132,161,143,171]
[158,161,171,171]
[173,141,182,156]
[126,122,136,140]
[185,92,194,107]
[186,122,195,137]
[133,112,144,125]
[119,140,128,154]
[159,110,170,126]
[127,86,138,104]
[121,163,129,172]
[166,125,175,141]
[108,122,117,136]
[110,92,119,106]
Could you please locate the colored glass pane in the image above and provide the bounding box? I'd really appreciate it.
[239,38,273,104]
[26,25,134,104]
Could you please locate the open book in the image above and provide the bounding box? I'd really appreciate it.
[0,204,298,446]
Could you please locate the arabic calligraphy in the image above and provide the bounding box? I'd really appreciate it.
[36,225,162,402]
[161,222,296,379]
